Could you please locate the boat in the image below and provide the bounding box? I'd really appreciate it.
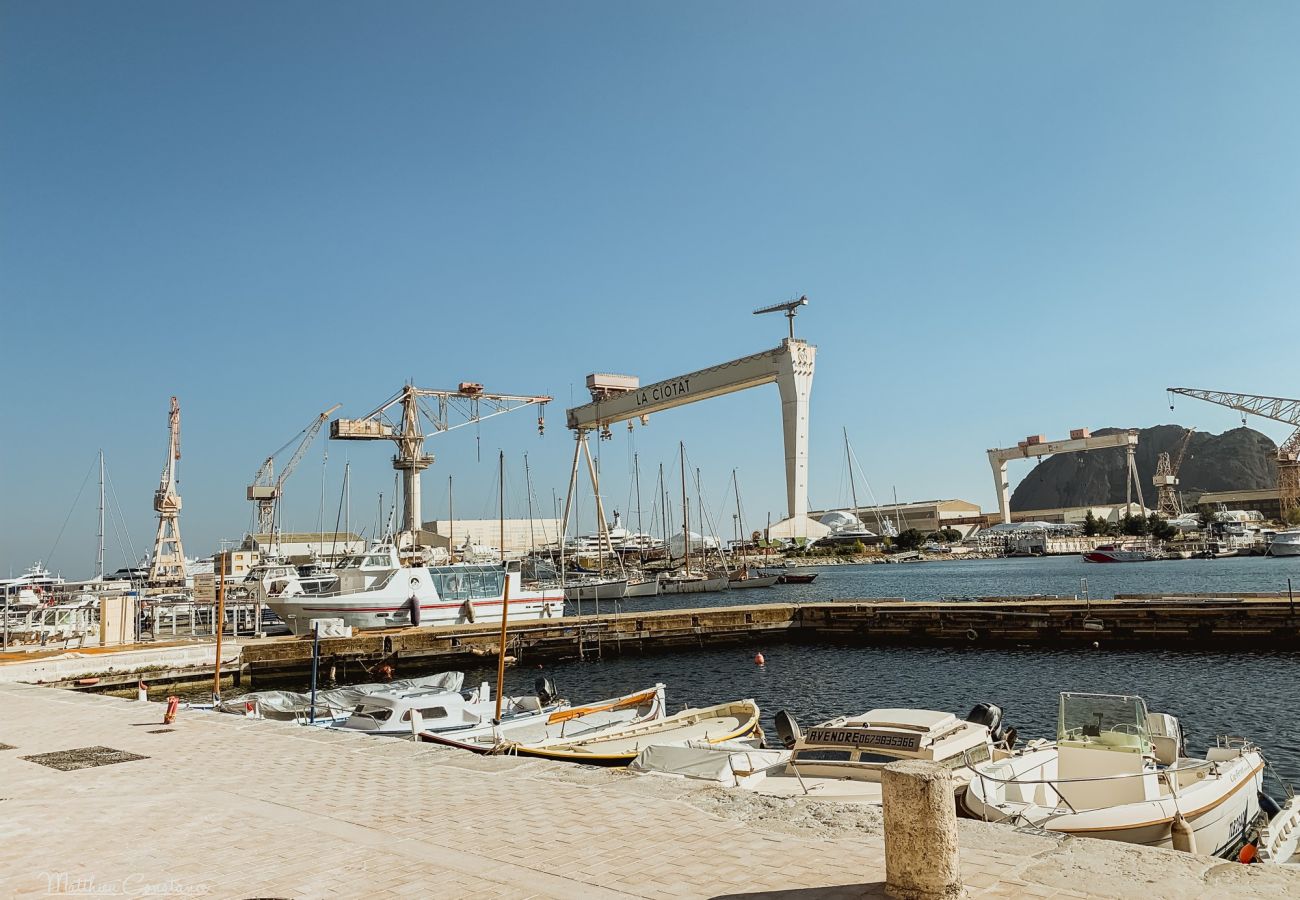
[659,574,730,594]
[630,739,790,789]
[623,575,661,598]
[727,568,780,589]
[338,676,565,736]
[776,572,818,585]
[206,671,464,725]
[962,692,1265,858]
[1083,543,1159,563]
[420,683,666,753]
[1269,530,1300,557]
[733,704,1017,804]
[262,544,563,636]
[497,699,761,765]
[563,577,628,601]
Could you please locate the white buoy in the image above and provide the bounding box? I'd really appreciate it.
[1171,813,1196,853]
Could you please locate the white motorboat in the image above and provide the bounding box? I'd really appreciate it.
[263,544,563,636]
[659,574,730,595]
[339,676,565,736]
[630,739,790,789]
[734,704,1016,804]
[563,577,628,601]
[727,568,780,589]
[1269,530,1300,557]
[421,683,666,753]
[206,672,464,725]
[962,692,1265,858]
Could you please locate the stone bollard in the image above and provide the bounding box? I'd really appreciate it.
[881,760,966,900]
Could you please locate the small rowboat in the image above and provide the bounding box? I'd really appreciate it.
[419,684,666,753]
[500,699,761,765]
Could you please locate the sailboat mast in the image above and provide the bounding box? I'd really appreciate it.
[448,476,455,563]
[499,450,505,564]
[633,453,644,564]
[733,469,744,555]
[343,461,351,537]
[680,443,690,573]
[97,450,105,580]
[844,427,860,515]
[524,453,536,556]
[493,449,510,723]
[659,463,668,556]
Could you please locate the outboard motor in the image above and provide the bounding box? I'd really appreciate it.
[774,709,803,750]
[965,702,1012,746]
[534,676,558,706]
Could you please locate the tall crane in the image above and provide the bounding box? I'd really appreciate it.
[148,396,187,587]
[1153,427,1195,518]
[1167,388,1300,515]
[247,403,342,537]
[330,383,550,547]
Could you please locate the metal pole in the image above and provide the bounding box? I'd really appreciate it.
[1290,578,1294,618]
[493,576,511,723]
[309,622,320,724]
[212,567,226,699]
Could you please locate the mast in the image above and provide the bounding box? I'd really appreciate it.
[493,449,511,724]
[844,427,860,515]
[448,476,455,563]
[524,453,536,557]
[659,463,668,560]
[680,442,690,574]
[97,450,105,580]
[633,453,644,564]
[499,450,506,564]
[343,461,351,537]
[733,469,744,562]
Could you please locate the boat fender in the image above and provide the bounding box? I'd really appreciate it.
[965,628,978,641]
[463,600,476,623]
[163,696,179,725]
[408,595,421,627]
[1239,843,1257,864]
[1171,813,1196,853]
[1259,792,1283,818]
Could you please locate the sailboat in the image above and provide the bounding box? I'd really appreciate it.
[659,443,729,595]
[623,454,661,597]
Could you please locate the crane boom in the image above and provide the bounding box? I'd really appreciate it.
[247,403,342,536]
[1168,387,1300,515]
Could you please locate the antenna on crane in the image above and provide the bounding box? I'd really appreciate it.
[753,295,809,340]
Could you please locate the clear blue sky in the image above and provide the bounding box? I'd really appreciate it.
[4,2,1299,576]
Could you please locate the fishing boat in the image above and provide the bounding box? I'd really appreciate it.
[262,544,563,636]
[339,676,565,736]
[733,704,1017,803]
[420,683,666,753]
[496,699,761,765]
[1082,543,1159,563]
[962,692,1266,858]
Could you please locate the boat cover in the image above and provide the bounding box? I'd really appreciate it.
[218,671,464,719]
[630,740,787,787]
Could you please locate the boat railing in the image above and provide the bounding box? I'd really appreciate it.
[963,749,1224,821]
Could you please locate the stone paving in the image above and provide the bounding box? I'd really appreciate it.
[1,683,1298,899]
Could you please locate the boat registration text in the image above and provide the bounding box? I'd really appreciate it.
[805,728,923,752]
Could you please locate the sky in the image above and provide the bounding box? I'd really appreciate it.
[3,2,1300,577]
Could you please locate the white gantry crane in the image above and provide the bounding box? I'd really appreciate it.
[564,297,816,544]
[329,383,551,549]
[1168,387,1300,516]
[247,403,342,537]
[1152,427,1195,518]
[987,428,1143,525]
[148,396,187,587]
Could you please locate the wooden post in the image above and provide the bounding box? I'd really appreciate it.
[211,566,226,698]
[493,576,511,723]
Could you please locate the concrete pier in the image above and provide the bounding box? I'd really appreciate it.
[3,683,1298,898]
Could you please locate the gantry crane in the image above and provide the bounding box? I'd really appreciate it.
[147,396,187,587]
[247,403,342,536]
[1153,427,1195,518]
[1168,388,1300,516]
[330,383,550,547]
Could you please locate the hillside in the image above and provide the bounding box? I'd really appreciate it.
[1009,425,1276,512]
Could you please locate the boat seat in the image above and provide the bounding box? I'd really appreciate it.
[1151,735,1179,767]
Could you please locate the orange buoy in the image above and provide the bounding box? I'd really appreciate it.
[1239,843,1257,864]
[163,695,179,725]
[754,653,766,666]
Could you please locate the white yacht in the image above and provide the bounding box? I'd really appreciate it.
[1268,530,1300,557]
[962,692,1265,858]
[263,543,563,636]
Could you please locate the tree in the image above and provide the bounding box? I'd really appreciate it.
[1146,514,1176,541]
[1285,507,1300,526]
[1083,511,1100,536]
[1120,512,1146,536]
[895,528,926,551]
[928,527,961,543]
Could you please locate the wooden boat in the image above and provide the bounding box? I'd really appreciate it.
[419,684,666,753]
[500,699,761,765]
[777,572,818,585]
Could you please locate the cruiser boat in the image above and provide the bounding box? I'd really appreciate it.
[1083,543,1159,563]
[263,543,563,636]
[501,699,760,765]
[421,683,666,753]
[962,692,1265,858]
[340,677,565,737]
[730,704,1017,804]
[1269,530,1300,557]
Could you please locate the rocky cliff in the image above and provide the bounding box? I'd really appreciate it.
[1009,425,1276,511]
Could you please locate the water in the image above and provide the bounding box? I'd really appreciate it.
[576,554,1300,615]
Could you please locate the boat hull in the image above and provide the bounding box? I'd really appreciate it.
[623,578,660,598]
[266,587,563,636]
[659,575,730,595]
[563,579,628,601]
[728,575,780,589]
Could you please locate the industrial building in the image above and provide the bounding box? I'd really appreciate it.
[1196,488,1285,522]
[234,532,366,569]
[1003,504,1155,527]
[809,499,985,538]
[420,518,562,556]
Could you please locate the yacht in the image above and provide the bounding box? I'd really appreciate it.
[1083,543,1159,563]
[262,543,563,636]
[962,692,1265,858]
[1268,530,1300,557]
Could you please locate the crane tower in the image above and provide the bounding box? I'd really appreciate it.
[1152,427,1195,518]
[1168,388,1300,516]
[247,403,342,536]
[148,396,187,587]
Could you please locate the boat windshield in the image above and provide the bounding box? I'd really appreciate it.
[1058,692,1150,752]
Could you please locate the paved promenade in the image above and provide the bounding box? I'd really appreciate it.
[1,683,1296,899]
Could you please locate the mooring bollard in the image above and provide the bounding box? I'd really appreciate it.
[881,760,965,900]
